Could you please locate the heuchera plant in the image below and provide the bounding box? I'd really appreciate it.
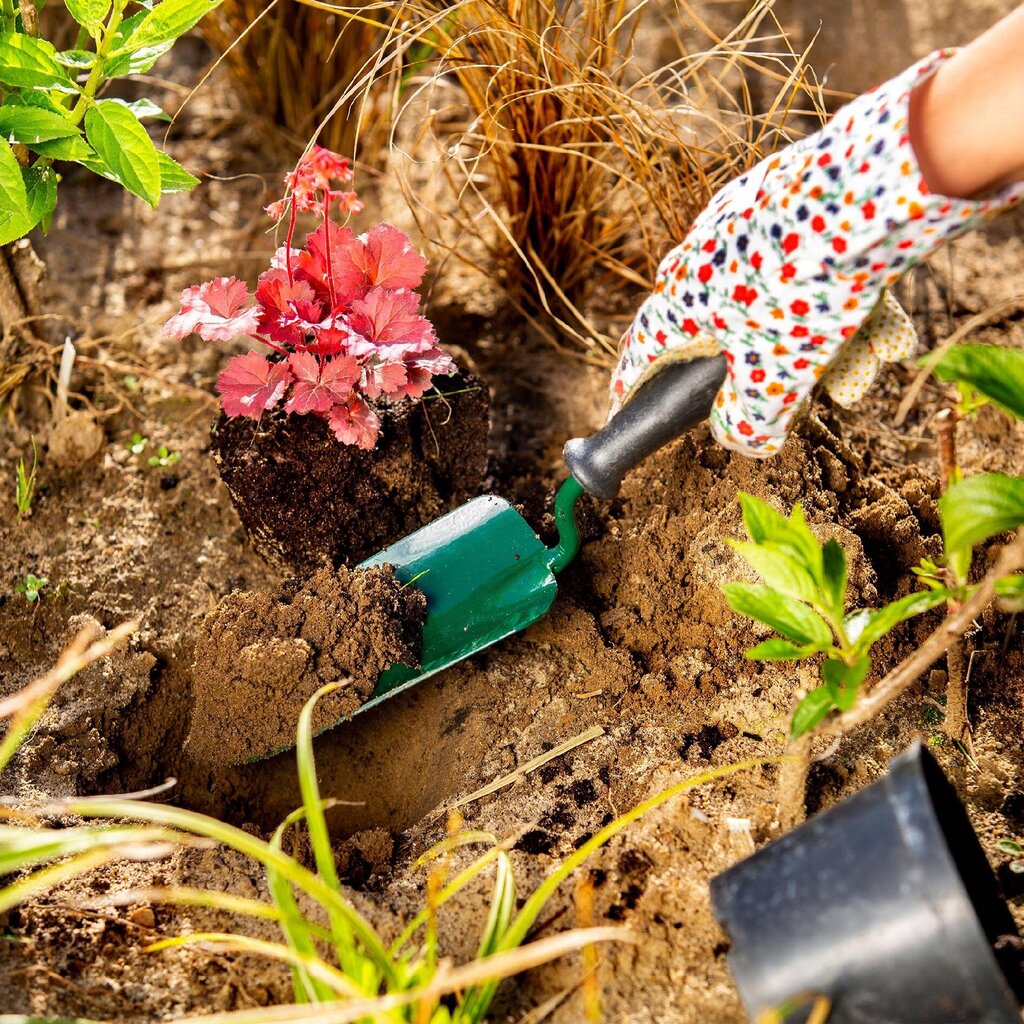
[163,146,453,448]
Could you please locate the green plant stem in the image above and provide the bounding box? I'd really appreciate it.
[67,0,126,126]
[817,605,852,655]
[1,0,16,32]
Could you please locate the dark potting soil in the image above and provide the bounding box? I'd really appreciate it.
[209,369,490,574]
[187,564,427,765]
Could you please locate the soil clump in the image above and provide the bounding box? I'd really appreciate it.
[188,564,427,765]
[209,368,491,574]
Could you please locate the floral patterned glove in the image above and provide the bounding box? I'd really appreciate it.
[611,49,1024,457]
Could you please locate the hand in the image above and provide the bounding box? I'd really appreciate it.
[612,47,1024,457]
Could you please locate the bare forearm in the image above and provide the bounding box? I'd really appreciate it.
[910,3,1024,198]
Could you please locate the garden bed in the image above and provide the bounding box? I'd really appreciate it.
[1,34,1024,1024]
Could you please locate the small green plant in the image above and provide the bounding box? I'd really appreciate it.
[15,573,48,601]
[725,342,1024,740]
[147,444,179,468]
[14,436,36,518]
[125,431,148,455]
[723,493,952,737]
[0,0,218,247]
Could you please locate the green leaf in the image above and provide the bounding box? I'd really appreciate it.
[791,685,836,738]
[995,573,1024,609]
[102,39,173,77]
[739,493,822,575]
[0,34,77,92]
[738,491,788,545]
[821,538,847,619]
[729,540,819,604]
[108,97,170,121]
[120,0,220,50]
[157,150,199,193]
[28,134,94,160]
[745,638,820,661]
[84,100,161,207]
[22,163,57,233]
[933,344,1024,422]
[0,138,33,246]
[55,48,98,69]
[0,105,80,144]
[734,492,824,593]
[853,588,953,651]
[64,0,112,33]
[940,473,1024,554]
[822,656,869,711]
[722,582,833,646]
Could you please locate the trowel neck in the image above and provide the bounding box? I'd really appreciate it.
[547,476,585,574]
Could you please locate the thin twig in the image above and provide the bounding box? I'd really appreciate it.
[449,725,604,809]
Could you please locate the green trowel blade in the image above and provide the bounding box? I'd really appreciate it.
[354,494,561,714]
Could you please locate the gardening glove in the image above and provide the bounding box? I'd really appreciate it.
[611,48,1024,457]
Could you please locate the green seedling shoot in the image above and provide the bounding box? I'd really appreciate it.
[16,573,48,601]
[14,437,37,518]
[126,432,148,455]
[723,493,952,737]
[148,444,180,468]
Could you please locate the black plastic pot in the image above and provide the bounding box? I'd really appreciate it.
[711,743,1024,1023]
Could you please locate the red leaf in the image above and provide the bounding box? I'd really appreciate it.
[327,395,381,449]
[362,360,409,400]
[216,352,292,419]
[298,223,355,290]
[346,287,437,355]
[163,277,261,342]
[284,352,360,414]
[333,224,427,298]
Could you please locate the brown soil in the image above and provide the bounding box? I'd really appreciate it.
[0,18,1023,1024]
[187,564,427,765]
[210,368,491,573]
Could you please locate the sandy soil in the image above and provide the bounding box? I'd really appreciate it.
[1,20,1024,1024]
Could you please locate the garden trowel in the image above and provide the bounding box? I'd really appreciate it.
[251,355,727,760]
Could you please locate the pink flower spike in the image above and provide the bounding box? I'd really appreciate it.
[285,351,359,414]
[216,352,292,419]
[163,277,261,342]
[331,191,364,216]
[307,146,353,183]
[328,395,380,449]
[265,198,289,221]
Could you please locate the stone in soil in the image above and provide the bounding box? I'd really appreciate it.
[187,564,427,765]
[210,368,490,574]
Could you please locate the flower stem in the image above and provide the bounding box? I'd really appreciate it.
[322,190,336,309]
[285,200,298,287]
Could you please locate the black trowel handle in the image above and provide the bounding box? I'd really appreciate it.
[563,354,728,500]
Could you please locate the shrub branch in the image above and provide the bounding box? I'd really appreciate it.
[824,528,1024,735]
